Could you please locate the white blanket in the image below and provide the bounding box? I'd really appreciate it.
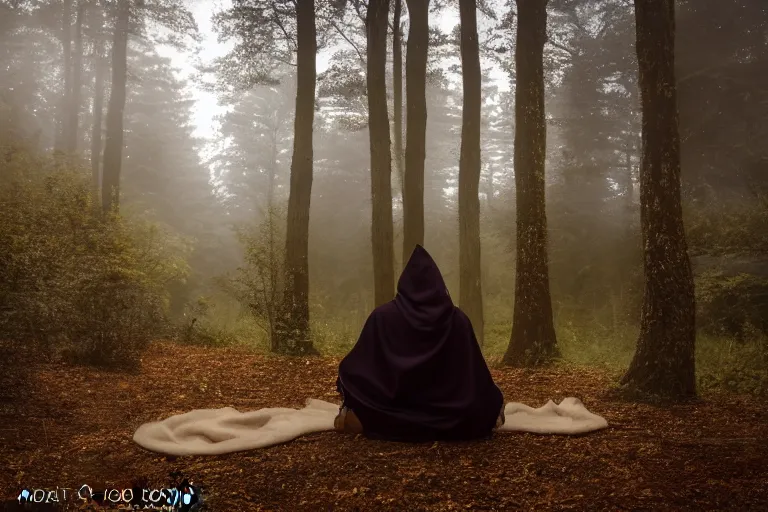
[133,398,608,456]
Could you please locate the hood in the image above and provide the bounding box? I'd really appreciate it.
[394,245,454,330]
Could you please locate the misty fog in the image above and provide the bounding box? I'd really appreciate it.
[2,0,767,378]
[2,0,768,509]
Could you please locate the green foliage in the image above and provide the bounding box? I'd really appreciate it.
[685,198,768,255]
[0,148,189,367]
[225,205,286,350]
[308,311,359,356]
[553,319,636,369]
[697,334,768,397]
[695,271,768,340]
[484,291,768,397]
[177,296,240,347]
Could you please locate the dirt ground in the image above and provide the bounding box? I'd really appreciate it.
[1,341,767,511]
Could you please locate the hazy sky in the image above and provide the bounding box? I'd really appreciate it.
[156,0,233,139]
[157,1,508,140]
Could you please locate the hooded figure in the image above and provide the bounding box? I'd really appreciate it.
[336,245,504,441]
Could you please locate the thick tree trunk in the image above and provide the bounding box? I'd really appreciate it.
[503,0,558,367]
[65,1,85,153]
[392,0,404,192]
[55,0,73,152]
[402,0,428,265]
[368,0,396,306]
[101,0,130,214]
[90,3,105,198]
[458,0,484,345]
[275,0,318,355]
[621,0,696,398]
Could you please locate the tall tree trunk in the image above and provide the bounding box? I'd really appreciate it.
[368,0,395,306]
[275,0,318,355]
[402,0,428,265]
[55,0,73,152]
[503,0,558,366]
[392,0,404,193]
[101,0,130,214]
[621,0,696,398]
[458,0,484,345]
[65,0,84,153]
[90,2,106,198]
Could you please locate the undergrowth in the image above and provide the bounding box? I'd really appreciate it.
[180,299,768,397]
[0,148,188,368]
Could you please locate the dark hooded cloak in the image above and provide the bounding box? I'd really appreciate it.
[337,245,504,441]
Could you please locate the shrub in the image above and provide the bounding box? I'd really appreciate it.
[224,205,286,350]
[697,334,768,397]
[0,147,189,367]
[177,295,240,347]
[695,271,768,340]
[685,197,768,255]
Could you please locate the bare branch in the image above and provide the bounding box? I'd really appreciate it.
[331,19,365,64]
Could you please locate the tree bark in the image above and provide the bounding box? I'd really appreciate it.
[392,0,404,192]
[458,0,484,345]
[90,2,106,198]
[621,0,696,398]
[402,0,428,265]
[65,0,85,153]
[503,0,558,366]
[368,0,395,307]
[55,0,73,152]
[275,0,318,355]
[101,0,130,214]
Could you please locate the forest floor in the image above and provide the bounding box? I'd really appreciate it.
[1,341,767,511]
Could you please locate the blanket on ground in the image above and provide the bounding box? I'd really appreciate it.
[133,398,608,456]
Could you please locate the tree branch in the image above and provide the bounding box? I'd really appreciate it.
[331,19,365,64]
[547,37,577,59]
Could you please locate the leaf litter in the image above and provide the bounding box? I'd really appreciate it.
[0,340,766,510]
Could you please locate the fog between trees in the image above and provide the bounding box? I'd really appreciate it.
[1,0,766,398]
